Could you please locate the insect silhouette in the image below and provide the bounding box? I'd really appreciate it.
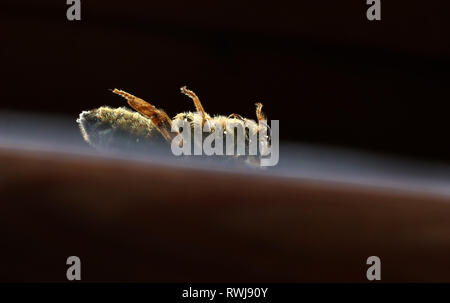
[77,86,271,164]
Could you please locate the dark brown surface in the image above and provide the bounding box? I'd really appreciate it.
[1,147,450,282]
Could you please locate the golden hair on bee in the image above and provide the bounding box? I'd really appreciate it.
[77,86,269,161]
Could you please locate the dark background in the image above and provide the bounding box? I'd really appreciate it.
[2,0,450,161]
[2,1,450,284]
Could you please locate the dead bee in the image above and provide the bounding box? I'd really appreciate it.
[77,86,271,164]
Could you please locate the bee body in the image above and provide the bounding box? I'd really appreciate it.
[77,87,269,163]
[77,106,165,150]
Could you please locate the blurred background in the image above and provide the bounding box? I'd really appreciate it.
[2,1,450,283]
[2,0,450,161]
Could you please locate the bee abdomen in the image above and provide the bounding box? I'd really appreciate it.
[77,106,165,150]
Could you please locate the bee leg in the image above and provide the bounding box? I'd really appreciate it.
[112,89,176,142]
[227,113,245,121]
[255,102,270,132]
[255,102,266,122]
[180,86,209,127]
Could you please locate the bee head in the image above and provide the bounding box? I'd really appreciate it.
[76,109,115,147]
